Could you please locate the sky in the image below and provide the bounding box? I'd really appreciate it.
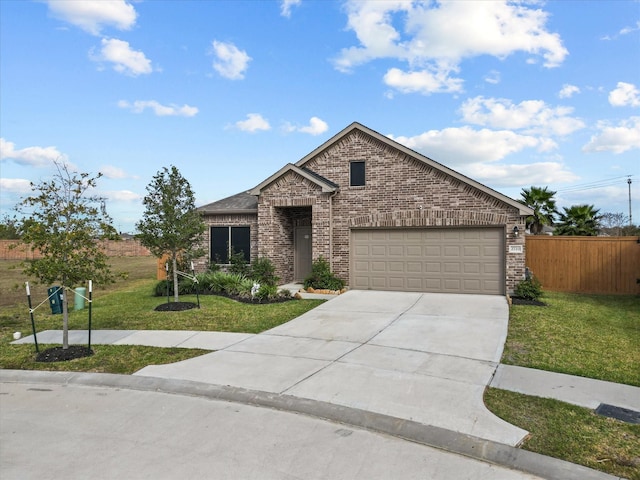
[1,0,639,234]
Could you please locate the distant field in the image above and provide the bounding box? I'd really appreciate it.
[0,257,157,308]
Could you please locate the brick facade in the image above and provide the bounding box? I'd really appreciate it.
[200,123,530,294]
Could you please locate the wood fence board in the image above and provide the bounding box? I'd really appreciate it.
[525,236,640,295]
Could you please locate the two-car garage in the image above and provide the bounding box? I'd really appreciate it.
[350,227,505,295]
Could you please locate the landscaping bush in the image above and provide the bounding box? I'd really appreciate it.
[250,256,279,287]
[303,256,345,291]
[220,273,249,296]
[228,251,250,276]
[514,275,543,300]
[153,256,293,303]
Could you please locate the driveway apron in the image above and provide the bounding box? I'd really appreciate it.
[136,290,528,446]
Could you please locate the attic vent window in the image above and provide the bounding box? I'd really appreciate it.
[350,161,365,187]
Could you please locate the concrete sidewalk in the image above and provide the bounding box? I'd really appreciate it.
[8,287,634,480]
[14,329,640,416]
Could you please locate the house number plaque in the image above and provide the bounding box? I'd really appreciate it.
[509,245,524,254]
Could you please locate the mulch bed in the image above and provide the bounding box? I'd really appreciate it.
[510,296,546,306]
[36,345,94,362]
[154,293,297,310]
[154,301,199,312]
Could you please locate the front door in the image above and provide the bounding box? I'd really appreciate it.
[294,226,312,281]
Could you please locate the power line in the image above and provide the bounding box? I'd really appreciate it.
[556,175,633,193]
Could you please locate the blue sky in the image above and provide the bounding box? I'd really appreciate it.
[1,0,639,233]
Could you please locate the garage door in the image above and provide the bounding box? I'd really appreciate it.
[350,228,504,294]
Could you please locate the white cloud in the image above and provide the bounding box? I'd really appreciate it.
[286,117,329,135]
[0,138,67,167]
[608,82,640,107]
[583,117,640,154]
[91,38,153,76]
[620,21,640,36]
[383,67,463,95]
[281,0,301,18]
[390,126,556,167]
[0,178,32,194]
[464,162,578,187]
[602,20,640,40]
[46,0,137,35]
[103,190,141,202]
[99,165,139,180]
[484,70,501,85]
[334,0,567,94]
[118,100,198,117]
[235,114,271,133]
[460,96,585,136]
[558,84,580,99]
[211,41,251,80]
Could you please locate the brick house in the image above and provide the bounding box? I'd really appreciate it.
[197,122,533,295]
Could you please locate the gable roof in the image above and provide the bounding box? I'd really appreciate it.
[295,122,534,216]
[197,191,257,214]
[249,163,338,195]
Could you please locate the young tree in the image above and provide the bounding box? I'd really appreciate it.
[519,186,558,235]
[15,161,118,349]
[555,204,601,236]
[136,166,205,302]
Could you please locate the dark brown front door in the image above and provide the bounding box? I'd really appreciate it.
[294,226,312,281]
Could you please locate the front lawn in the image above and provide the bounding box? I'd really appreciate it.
[485,389,640,480]
[502,291,639,386]
[0,258,324,373]
[485,291,640,479]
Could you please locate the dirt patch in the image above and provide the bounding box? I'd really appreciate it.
[154,302,198,312]
[510,296,547,306]
[36,345,94,362]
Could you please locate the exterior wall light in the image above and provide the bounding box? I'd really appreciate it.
[513,226,519,237]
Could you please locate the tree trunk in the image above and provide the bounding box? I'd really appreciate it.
[62,285,69,349]
[172,255,179,302]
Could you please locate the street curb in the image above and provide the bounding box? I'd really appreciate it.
[1,369,621,480]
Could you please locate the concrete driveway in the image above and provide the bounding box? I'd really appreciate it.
[136,290,528,446]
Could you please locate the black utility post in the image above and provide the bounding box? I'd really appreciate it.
[25,282,39,353]
[87,280,93,352]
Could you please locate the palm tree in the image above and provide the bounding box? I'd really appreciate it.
[554,204,601,236]
[519,186,558,235]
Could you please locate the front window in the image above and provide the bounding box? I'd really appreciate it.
[210,226,250,264]
[350,161,365,187]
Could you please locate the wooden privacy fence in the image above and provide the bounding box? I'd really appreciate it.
[0,239,151,260]
[525,236,640,295]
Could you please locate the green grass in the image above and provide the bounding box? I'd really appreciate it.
[503,291,640,386]
[0,344,209,374]
[485,389,640,480]
[0,257,324,373]
[485,291,640,479]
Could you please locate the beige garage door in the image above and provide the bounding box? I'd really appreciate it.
[351,228,504,294]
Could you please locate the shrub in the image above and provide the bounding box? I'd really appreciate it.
[514,275,543,300]
[220,273,248,295]
[303,256,345,291]
[250,256,279,287]
[197,271,226,293]
[228,251,250,276]
[253,283,278,301]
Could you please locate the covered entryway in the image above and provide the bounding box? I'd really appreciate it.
[350,227,504,294]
